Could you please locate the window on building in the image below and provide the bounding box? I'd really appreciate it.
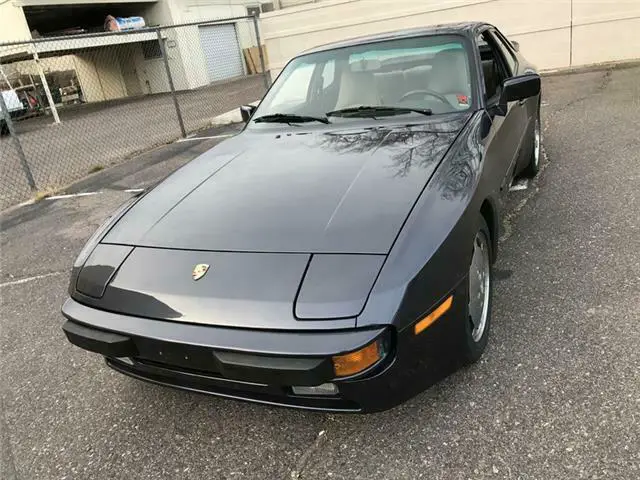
[261,2,275,13]
[142,40,162,60]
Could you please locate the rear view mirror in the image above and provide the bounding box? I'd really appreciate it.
[240,104,256,123]
[511,40,520,52]
[498,74,540,114]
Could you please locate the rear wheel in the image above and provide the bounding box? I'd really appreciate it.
[522,110,541,177]
[461,218,493,363]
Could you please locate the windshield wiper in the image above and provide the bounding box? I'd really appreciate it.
[253,113,330,124]
[326,105,432,118]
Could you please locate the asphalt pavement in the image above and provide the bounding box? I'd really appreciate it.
[1,66,638,480]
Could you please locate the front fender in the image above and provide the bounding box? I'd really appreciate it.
[357,112,493,330]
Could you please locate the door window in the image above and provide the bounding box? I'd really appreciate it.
[476,32,509,102]
[490,29,518,76]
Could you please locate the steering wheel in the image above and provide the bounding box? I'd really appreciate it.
[399,89,453,107]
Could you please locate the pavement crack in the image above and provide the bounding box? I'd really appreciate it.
[543,69,612,133]
[288,430,327,480]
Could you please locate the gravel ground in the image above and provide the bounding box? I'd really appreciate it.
[0,66,638,480]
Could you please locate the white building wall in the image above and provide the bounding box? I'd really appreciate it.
[0,2,32,65]
[1,0,263,94]
[181,3,259,51]
[0,2,31,44]
[2,50,128,104]
[261,0,640,78]
[279,0,315,7]
[168,1,261,89]
[571,1,640,66]
[73,54,106,102]
[74,48,128,102]
[7,55,75,76]
[1,0,266,101]
[108,0,261,90]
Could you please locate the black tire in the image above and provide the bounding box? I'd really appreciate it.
[461,217,493,364]
[522,109,541,178]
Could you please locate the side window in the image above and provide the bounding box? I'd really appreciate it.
[490,29,518,76]
[477,32,509,102]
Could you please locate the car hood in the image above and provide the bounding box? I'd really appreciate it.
[103,115,469,254]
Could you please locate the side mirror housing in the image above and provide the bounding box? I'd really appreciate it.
[511,40,520,52]
[240,104,256,123]
[498,74,540,114]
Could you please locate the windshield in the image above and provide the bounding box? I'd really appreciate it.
[252,35,473,123]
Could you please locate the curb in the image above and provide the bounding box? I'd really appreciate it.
[540,58,640,77]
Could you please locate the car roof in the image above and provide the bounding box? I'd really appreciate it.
[301,22,489,56]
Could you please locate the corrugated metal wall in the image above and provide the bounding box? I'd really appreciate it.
[198,23,244,82]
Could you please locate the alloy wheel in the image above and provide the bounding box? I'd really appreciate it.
[533,117,541,168]
[468,231,491,342]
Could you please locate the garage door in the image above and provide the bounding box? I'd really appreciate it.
[198,24,244,82]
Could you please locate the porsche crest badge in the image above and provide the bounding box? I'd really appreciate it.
[192,263,210,281]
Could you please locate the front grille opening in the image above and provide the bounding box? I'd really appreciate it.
[134,357,222,378]
[107,357,361,412]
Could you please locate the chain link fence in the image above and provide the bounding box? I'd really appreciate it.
[0,15,268,210]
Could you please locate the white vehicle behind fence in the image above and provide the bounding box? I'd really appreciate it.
[0,89,26,133]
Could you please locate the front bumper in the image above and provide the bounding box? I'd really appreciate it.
[62,288,466,412]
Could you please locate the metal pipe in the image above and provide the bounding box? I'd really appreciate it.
[158,15,256,31]
[0,16,257,48]
[0,64,12,89]
[0,92,36,191]
[252,13,270,90]
[33,48,60,124]
[157,29,186,138]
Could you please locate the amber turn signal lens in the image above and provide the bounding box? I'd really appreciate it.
[414,295,453,335]
[332,340,382,377]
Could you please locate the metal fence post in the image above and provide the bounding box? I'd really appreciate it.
[0,93,37,191]
[157,28,186,138]
[33,47,61,125]
[252,14,270,89]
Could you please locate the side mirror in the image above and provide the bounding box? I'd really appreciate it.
[240,104,256,123]
[498,74,540,114]
[511,40,520,52]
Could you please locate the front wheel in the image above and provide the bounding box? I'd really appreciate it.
[461,218,493,363]
[522,110,541,177]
